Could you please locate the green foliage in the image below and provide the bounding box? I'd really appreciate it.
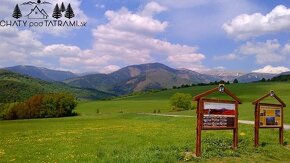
[2,93,77,120]
[170,93,192,111]
[233,79,239,83]
[271,75,290,81]
[0,103,10,119]
[261,78,266,82]
[0,69,115,103]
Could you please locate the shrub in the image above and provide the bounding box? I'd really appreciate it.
[170,93,192,111]
[2,93,77,120]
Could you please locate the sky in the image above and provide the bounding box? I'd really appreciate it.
[0,0,290,74]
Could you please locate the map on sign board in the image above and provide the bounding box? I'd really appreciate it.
[259,105,281,127]
[203,102,235,127]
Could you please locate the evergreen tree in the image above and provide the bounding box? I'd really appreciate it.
[261,78,266,82]
[65,3,75,19]
[52,4,62,19]
[12,4,22,19]
[233,79,239,84]
[219,80,225,84]
[60,2,66,12]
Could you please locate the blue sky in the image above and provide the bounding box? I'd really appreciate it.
[0,0,290,74]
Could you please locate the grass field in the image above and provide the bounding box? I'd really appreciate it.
[1,82,290,162]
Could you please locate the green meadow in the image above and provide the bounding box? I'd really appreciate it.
[1,82,290,162]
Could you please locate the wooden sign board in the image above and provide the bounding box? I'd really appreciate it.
[253,91,286,147]
[194,85,241,157]
[202,100,236,129]
[259,105,282,127]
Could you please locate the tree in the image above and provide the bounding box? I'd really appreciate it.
[60,2,66,12]
[12,4,22,19]
[2,93,77,120]
[261,78,266,82]
[65,3,75,19]
[233,79,239,84]
[170,93,192,111]
[52,4,62,19]
[219,80,225,84]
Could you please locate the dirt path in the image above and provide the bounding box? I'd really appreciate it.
[139,113,290,130]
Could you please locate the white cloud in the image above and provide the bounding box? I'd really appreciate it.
[42,44,81,57]
[101,65,120,74]
[96,4,105,9]
[59,1,206,72]
[140,1,167,16]
[282,43,290,54]
[104,7,168,35]
[0,27,43,66]
[167,53,206,71]
[224,5,290,40]
[152,0,258,40]
[253,65,290,74]
[239,40,285,64]
[1,1,207,73]
[213,53,239,61]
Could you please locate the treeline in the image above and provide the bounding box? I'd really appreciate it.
[267,75,290,82]
[0,93,77,120]
[254,75,290,83]
[172,80,234,89]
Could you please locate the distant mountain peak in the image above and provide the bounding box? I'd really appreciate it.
[201,69,245,81]
[4,65,78,82]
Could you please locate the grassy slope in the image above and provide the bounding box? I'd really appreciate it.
[0,69,114,103]
[80,82,290,123]
[0,82,290,162]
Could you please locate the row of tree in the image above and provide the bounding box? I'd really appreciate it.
[52,3,75,19]
[172,79,239,90]
[13,3,74,19]
[1,93,77,120]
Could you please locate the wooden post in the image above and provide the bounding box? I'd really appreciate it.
[279,107,284,145]
[254,104,260,147]
[195,99,202,157]
[233,102,238,149]
[254,104,259,147]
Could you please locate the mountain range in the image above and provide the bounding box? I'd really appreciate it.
[5,65,78,81]
[64,63,219,94]
[2,63,286,96]
[235,73,276,83]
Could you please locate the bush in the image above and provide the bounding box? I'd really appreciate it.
[170,93,192,111]
[2,93,77,120]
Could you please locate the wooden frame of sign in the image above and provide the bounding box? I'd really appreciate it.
[194,85,242,157]
[252,91,286,147]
